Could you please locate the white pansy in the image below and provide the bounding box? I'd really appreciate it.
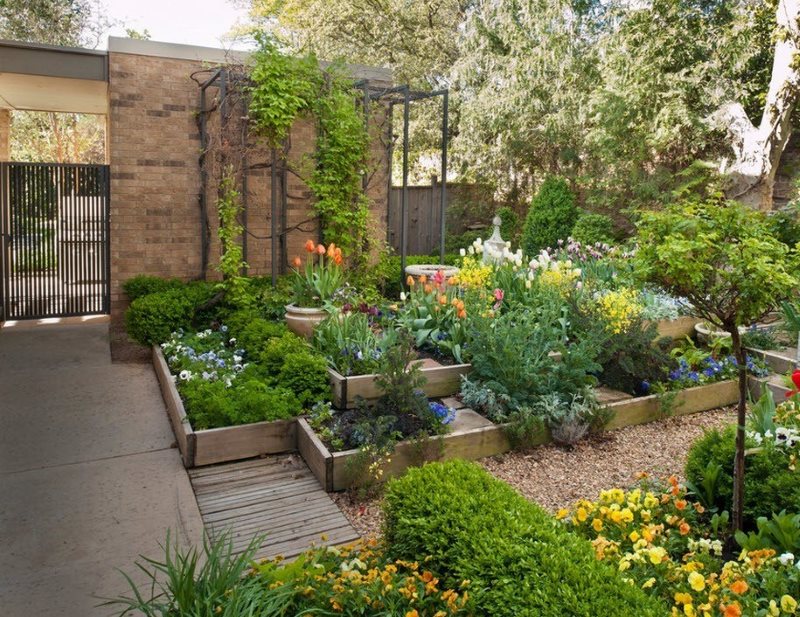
[779,553,795,565]
[399,292,407,301]
[459,248,466,257]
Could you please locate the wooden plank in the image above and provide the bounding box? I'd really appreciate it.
[193,419,297,467]
[604,380,738,431]
[746,347,796,375]
[647,316,702,341]
[152,345,194,467]
[329,363,472,408]
[196,479,323,514]
[203,493,336,526]
[192,466,312,497]
[189,457,285,478]
[297,418,333,492]
[329,422,512,491]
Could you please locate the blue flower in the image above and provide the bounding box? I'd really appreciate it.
[429,402,456,424]
[640,380,650,394]
[688,371,699,382]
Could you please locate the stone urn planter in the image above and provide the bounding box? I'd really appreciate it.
[285,304,327,339]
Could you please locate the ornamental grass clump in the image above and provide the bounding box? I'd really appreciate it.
[383,460,668,616]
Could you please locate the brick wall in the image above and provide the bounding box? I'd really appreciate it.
[108,48,390,321]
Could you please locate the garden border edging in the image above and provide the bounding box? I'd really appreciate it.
[152,345,297,467]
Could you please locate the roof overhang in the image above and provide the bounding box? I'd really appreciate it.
[0,39,108,114]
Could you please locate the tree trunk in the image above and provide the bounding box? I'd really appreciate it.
[716,0,800,210]
[730,326,748,532]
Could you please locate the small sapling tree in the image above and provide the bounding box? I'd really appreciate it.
[635,195,798,531]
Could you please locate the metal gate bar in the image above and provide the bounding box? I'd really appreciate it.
[0,162,110,321]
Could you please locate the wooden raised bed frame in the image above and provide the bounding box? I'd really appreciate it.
[328,362,472,409]
[649,316,702,341]
[300,379,742,492]
[152,346,296,467]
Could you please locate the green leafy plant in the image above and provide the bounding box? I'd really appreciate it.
[735,511,800,555]
[571,211,616,246]
[216,167,249,306]
[313,310,392,376]
[289,240,344,307]
[105,532,292,617]
[125,285,214,346]
[522,176,578,256]
[636,195,799,530]
[686,425,800,529]
[382,460,667,616]
[248,36,370,257]
[122,275,182,301]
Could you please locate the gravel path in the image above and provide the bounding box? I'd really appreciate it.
[333,406,737,537]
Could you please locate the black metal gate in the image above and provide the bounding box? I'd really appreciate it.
[0,162,110,320]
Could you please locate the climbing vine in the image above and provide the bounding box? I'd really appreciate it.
[217,166,249,305]
[248,36,370,258]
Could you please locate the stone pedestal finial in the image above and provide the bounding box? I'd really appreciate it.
[483,215,506,264]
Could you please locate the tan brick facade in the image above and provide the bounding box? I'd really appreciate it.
[108,48,390,320]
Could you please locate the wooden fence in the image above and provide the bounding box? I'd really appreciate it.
[388,180,493,255]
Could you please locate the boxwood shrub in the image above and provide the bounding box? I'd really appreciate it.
[686,425,800,528]
[122,274,183,301]
[383,460,668,616]
[125,283,215,346]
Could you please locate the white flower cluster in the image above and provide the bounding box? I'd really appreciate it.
[161,328,246,389]
[747,426,800,449]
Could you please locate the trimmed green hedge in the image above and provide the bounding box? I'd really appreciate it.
[124,283,215,346]
[383,460,667,616]
[122,275,183,301]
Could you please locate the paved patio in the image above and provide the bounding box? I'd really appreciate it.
[0,323,204,617]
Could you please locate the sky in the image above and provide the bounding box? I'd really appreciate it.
[102,0,254,50]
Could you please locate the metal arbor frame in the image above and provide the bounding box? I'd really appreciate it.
[354,81,449,283]
[197,68,449,287]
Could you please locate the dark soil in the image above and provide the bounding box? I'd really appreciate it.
[109,322,150,364]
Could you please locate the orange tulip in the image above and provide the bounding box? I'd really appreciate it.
[316,244,326,255]
[424,284,433,294]
[304,239,315,253]
[438,294,448,305]
[406,275,415,287]
[457,309,467,319]
[419,275,428,285]
[333,253,343,266]
[327,242,337,256]
[292,256,302,268]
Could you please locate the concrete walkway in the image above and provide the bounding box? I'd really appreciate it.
[0,323,204,617]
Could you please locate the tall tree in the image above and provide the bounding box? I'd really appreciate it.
[715,0,800,209]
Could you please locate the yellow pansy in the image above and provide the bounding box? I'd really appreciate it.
[781,595,798,613]
[688,571,705,592]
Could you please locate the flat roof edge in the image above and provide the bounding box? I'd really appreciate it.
[107,37,393,84]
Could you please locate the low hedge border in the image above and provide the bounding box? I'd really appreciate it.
[383,460,668,616]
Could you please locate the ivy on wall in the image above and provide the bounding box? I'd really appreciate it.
[248,35,370,258]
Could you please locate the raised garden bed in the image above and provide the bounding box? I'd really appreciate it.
[298,406,510,491]
[299,379,744,492]
[745,345,796,375]
[649,316,702,340]
[328,358,472,409]
[153,346,297,467]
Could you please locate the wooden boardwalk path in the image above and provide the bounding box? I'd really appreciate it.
[188,454,360,561]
